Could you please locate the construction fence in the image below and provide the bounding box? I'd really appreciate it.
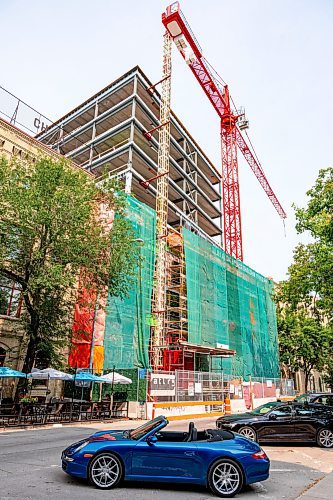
[98,368,294,405]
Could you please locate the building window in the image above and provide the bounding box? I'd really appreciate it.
[12,146,22,157]
[0,279,23,318]
[0,347,6,366]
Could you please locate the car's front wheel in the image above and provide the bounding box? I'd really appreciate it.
[88,452,122,489]
[316,428,333,448]
[208,458,244,498]
[238,426,257,442]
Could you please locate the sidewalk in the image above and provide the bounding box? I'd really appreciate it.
[0,417,135,433]
[298,472,333,499]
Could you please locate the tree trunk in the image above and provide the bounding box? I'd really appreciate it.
[22,336,37,375]
[304,370,310,392]
[15,336,37,402]
[21,289,40,375]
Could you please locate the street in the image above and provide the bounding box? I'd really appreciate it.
[1,418,332,499]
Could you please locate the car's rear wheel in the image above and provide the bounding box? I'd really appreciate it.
[208,458,244,498]
[316,428,333,448]
[238,426,257,442]
[88,452,122,489]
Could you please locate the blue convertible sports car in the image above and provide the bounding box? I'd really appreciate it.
[62,416,269,498]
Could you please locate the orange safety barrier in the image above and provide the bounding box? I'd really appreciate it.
[224,397,231,415]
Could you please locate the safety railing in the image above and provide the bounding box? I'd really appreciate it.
[0,401,128,428]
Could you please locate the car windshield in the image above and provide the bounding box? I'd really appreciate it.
[251,402,281,415]
[128,416,165,441]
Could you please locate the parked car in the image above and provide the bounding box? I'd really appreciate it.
[62,415,270,498]
[216,401,333,448]
[294,393,333,408]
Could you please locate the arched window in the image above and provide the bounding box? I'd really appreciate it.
[0,347,6,367]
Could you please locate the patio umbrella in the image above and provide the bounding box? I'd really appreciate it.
[0,367,27,405]
[99,372,132,384]
[74,372,103,382]
[99,371,132,409]
[0,367,26,378]
[27,368,73,381]
[73,372,104,402]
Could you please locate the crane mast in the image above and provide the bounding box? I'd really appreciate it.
[151,31,172,370]
[162,2,286,261]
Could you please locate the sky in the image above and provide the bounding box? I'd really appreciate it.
[1,0,332,281]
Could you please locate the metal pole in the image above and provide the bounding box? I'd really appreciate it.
[262,376,265,399]
[249,375,253,410]
[136,368,139,402]
[220,357,224,404]
[47,374,50,403]
[110,365,115,417]
[89,293,99,371]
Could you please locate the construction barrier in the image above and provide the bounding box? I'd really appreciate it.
[224,397,231,415]
[149,400,224,421]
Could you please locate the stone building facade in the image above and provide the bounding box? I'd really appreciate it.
[0,117,81,398]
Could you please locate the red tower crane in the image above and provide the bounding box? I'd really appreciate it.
[162,2,286,261]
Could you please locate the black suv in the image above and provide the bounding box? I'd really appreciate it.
[216,401,333,448]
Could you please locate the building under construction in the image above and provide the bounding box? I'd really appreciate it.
[37,66,280,380]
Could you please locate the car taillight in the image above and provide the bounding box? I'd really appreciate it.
[251,449,268,460]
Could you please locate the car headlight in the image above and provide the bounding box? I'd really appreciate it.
[217,421,232,428]
[73,440,89,453]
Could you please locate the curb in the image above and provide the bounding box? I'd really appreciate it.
[0,417,129,433]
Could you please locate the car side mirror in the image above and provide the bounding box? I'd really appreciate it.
[147,435,158,446]
[269,413,277,420]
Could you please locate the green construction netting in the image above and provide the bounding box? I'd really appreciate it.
[103,196,156,370]
[183,228,279,380]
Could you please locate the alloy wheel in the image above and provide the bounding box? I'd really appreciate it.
[212,461,241,496]
[238,426,256,441]
[90,454,120,488]
[318,429,333,448]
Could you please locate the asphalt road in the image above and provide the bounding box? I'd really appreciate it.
[0,418,332,499]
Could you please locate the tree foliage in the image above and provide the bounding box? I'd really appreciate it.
[277,307,331,390]
[0,156,139,372]
[276,167,333,387]
[278,168,333,317]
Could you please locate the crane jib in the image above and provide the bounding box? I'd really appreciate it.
[162,2,286,260]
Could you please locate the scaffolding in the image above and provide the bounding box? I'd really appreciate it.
[163,231,188,370]
[151,32,172,370]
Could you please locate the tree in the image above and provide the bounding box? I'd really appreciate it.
[295,167,333,245]
[0,156,139,373]
[276,167,333,388]
[277,307,331,390]
[323,358,333,391]
[279,168,333,318]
